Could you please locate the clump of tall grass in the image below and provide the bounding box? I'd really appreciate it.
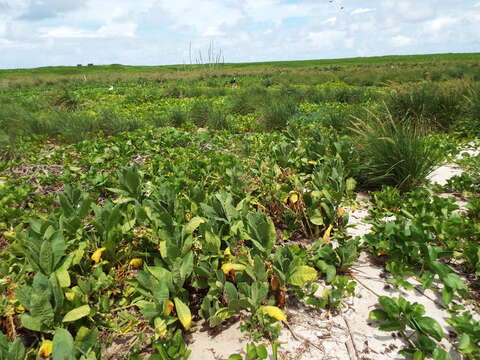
[167,107,189,127]
[350,108,441,192]
[455,82,480,137]
[227,86,267,115]
[189,99,213,126]
[259,95,298,131]
[48,87,80,111]
[207,109,231,130]
[384,81,466,130]
[304,84,374,104]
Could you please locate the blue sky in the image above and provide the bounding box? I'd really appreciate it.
[0,0,479,69]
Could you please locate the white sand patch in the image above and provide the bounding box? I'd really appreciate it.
[428,143,479,186]
[428,164,464,186]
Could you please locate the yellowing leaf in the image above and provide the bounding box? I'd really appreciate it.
[337,207,346,217]
[221,263,247,275]
[173,297,192,330]
[289,192,299,204]
[163,300,174,316]
[91,247,106,264]
[323,224,333,244]
[38,340,53,358]
[129,258,143,268]
[154,317,168,338]
[64,292,75,301]
[289,265,318,287]
[260,305,286,321]
[224,247,231,257]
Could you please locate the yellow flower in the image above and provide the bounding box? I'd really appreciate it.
[91,247,106,264]
[260,306,286,321]
[129,258,143,268]
[38,340,53,358]
[163,300,174,316]
[224,247,231,257]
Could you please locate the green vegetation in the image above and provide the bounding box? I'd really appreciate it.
[0,53,479,359]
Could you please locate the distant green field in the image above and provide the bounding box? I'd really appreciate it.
[1,50,479,360]
[1,52,479,79]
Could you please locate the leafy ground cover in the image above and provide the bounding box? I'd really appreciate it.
[0,53,479,360]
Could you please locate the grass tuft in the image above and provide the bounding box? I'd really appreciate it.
[350,108,441,192]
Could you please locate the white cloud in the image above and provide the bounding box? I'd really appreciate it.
[321,17,337,25]
[38,22,137,39]
[38,26,98,39]
[351,8,375,16]
[424,16,459,33]
[390,35,414,47]
[307,30,348,50]
[0,0,479,68]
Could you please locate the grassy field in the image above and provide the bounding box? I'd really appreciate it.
[0,53,479,359]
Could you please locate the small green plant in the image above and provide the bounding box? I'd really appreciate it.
[370,296,451,359]
[228,343,269,360]
[446,312,480,359]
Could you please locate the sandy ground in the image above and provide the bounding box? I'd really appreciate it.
[187,151,479,360]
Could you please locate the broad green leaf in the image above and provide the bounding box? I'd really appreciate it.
[413,350,425,360]
[441,287,453,306]
[369,309,389,322]
[39,240,53,275]
[174,297,192,330]
[224,282,238,304]
[416,317,444,341]
[20,314,42,332]
[310,214,324,226]
[55,267,71,288]
[289,265,318,287]
[7,338,25,360]
[458,334,476,355]
[62,305,91,322]
[432,347,452,360]
[256,344,268,359]
[245,212,276,256]
[378,320,405,331]
[247,343,257,360]
[378,296,400,318]
[183,217,205,235]
[53,328,74,360]
[442,273,467,291]
[228,355,242,360]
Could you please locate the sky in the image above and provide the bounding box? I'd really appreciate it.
[0,0,479,69]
